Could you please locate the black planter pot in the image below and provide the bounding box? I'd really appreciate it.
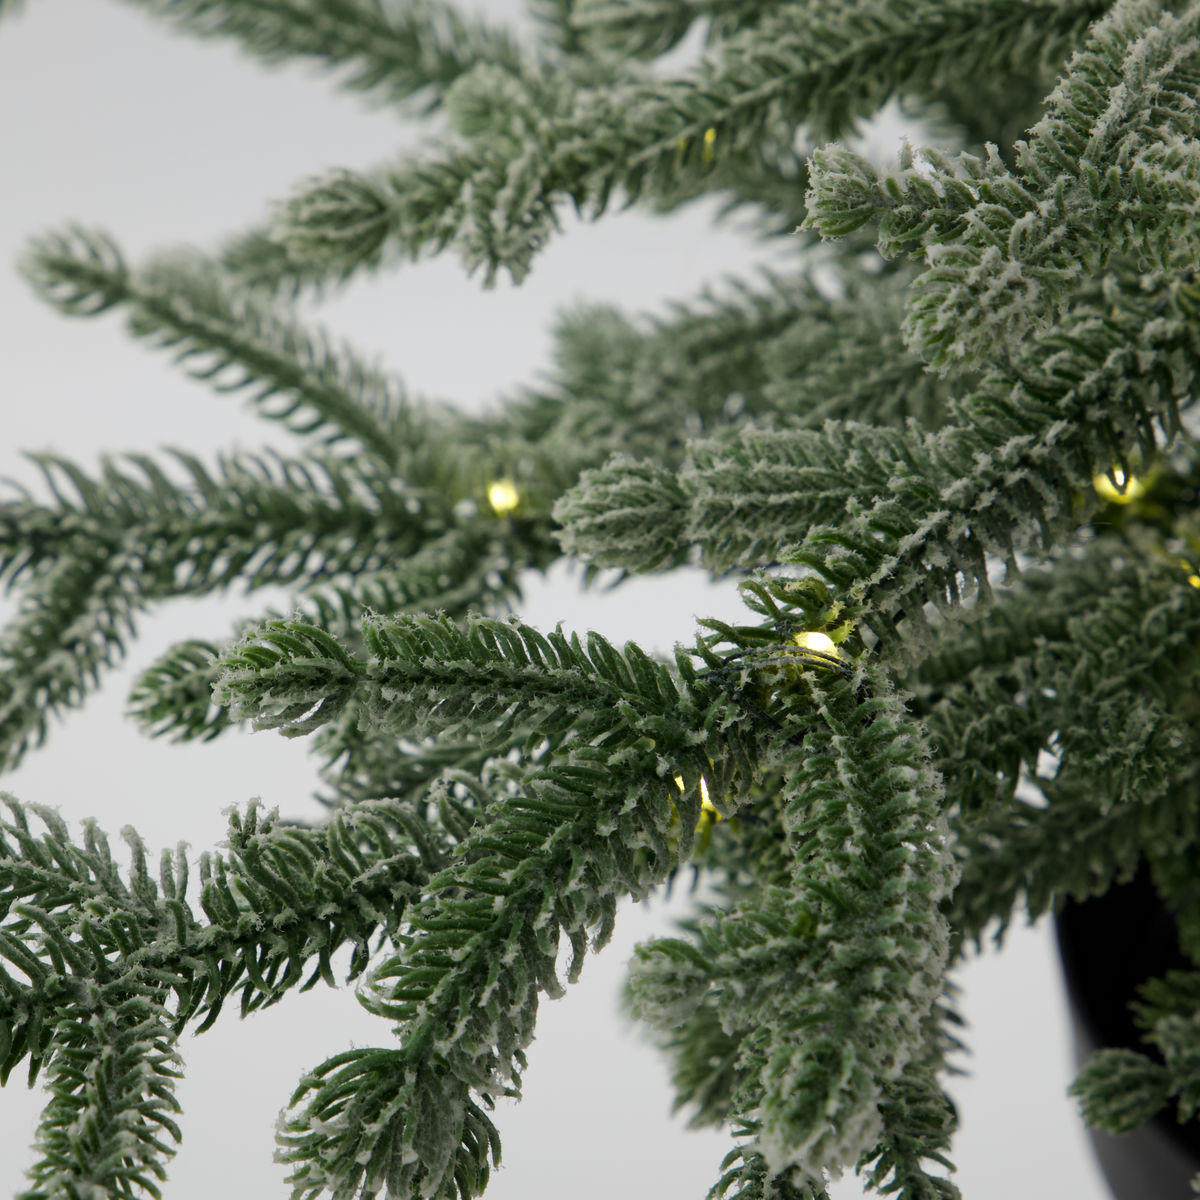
[1054,861,1200,1199]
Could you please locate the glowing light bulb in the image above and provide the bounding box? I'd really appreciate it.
[672,773,719,820]
[794,631,838,656]
[487,478,520,516]
[701,126,717,163]
[1092,468,1145,504]
[1181,560,1200,589]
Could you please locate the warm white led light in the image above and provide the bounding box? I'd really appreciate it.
[793,630,838,656]
[1092,468,1145,504]
[487,478,520,516]
[673,773,719,818]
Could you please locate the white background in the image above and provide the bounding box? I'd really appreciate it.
[0,2,1111,1197]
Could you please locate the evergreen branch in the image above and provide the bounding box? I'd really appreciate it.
[120,556,527,889]
[212,620,365,737]
[0,792,432,1085]
[754,667,957,1181]
[215,612,758,831]
[213,612,765,1196]
[1068,1047,1174,1134]
[114,0,525,115]
[507,269,814,487]
[221,114,816,296]
[22,231,430,465]
[627,658,957,1185]
[514,260,949,504]
[0,541,145,773]
[913,548,1200,817]
[127,639,232,744]
[804,0,1200,373]
[17,225,129,315]
[1147,1011,1200,1123]
[556,265,1199,650]
[278,734,732,1198]
[6,447,439,595]
[125,526,521,750]
[852,1068,961,1200]
[802,140,985,252]
[552,454,691,572]
[0,444,473,766]
[17,1000,184,1200]
[708,1132,831,1200]
[757,263,957,432]
[259,0,1105,291]
[569,0,774,60]
[1143,836,1200,965]
[945,764,1200,958]
[1130,969,1200,1036]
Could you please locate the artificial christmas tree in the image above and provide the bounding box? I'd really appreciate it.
[2,1,1199,1198]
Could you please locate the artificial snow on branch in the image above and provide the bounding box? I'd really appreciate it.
[4,0,1200,1196]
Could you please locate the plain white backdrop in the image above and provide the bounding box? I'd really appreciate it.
[0,3,1112,1197]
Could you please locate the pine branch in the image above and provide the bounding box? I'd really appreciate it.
[945,765,1200,958]
[1068,1047,1174,1134]
[707,1133,832,1200]
[21,230,431,466]
[507,268,822,489]
[114,0,525,115]
[510,259,949,506]
[913,545,1200,817]
[758,262,958,432]
[556,264,1200,650]
[125,527,522,752]
[1069,969,1200,1137]
[214,612,753,798]
[246,0,1106,292]
[0,794,432,1078]
[1144,839,1200,965]
[0,444,467,769]
[17,999,184,1200]
[211,612,772,1197]
[126,638,233,744]
[625,654,957,1186]
[220,109,816,296]
[804,0,1200,373]
[568,0,774,60]
[5,447,441,597]
[0,541,145,773]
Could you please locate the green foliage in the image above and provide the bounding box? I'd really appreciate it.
[803,0,1200,373]
[115,0,525,114]
[25,231,426,464]
[911,538,1200,819]
[226,0,1110,295]
[557,261,1199,652]
[210,612,763,1197]
[4,0,1200,1196]
[1068,1049,1173,1134]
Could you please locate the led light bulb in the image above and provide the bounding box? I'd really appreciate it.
[1092,468,1145,504]
[673,774,719,820]
[794,630,838,656]
[487,478,520,516]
